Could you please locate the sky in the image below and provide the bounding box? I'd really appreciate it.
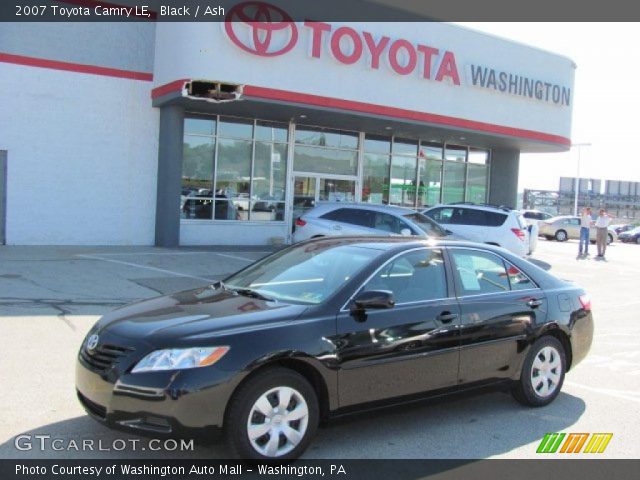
[457,23,640,193]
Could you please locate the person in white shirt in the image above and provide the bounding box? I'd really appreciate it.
[595,208,611,258]
[578,207,593,257]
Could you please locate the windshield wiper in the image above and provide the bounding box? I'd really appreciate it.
[229,287,275,302]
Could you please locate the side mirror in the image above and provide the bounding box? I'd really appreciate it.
[351,290,395,312]
[400,228,412,236]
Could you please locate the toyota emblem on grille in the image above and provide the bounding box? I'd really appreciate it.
[86,334,99,352]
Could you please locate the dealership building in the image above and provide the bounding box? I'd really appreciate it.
[0,8,575,246]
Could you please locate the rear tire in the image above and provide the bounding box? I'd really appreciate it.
[555,230,568,242]
[512,336,566,407]
[224,368,319,460]
[636,237,640,245]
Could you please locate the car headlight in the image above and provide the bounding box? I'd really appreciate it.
[131,346,229,373]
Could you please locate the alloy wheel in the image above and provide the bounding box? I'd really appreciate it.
[530,346,562,398]
[246,386,309,457]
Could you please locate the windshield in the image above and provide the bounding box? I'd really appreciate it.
[403,212,447,237]
[224,242,383,305]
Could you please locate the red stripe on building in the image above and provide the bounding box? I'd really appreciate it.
[0,52,153,81]
[151,79,190,99]
[243,85,572,147]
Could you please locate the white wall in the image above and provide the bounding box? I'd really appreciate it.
[0,63,159,244]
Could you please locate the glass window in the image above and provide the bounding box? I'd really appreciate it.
[450,249,510,295]
[318,178,356,202]
[215,138,252,220]
[182,115,289,223]
[181,136,214,219]
[390,155,417,207]
[505,262,536,291]
[321,208,374,228]
[402,212,447,237]
[295,126,358,149]
[417,157,442,208]
[255,121,288,142]
[445,145,467,162]
[466,163,488,204]
[364,134,391,154]
[362,249,447,303]
[218,116,253,138]
[372,212,411,234]
[224,243,383,305]
[293,145,358,175]
[442,161,466,204]
[392,138,418,156]
[468,148,489,165]
[185,117,216,136]
[362,153,390,204]
[425,207,453,224]
[419,142,443,160]
[253,142,287,201]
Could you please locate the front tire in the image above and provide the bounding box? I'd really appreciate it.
[224,368,319,460]
[555,230,568,242]
[607,234,614,245]
[512,336,566,407]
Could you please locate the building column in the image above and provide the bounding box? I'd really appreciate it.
[488,148,520,209]
[155,104,184,247]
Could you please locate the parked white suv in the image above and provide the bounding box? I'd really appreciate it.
[422,203,537,256]
[292,203,449,243]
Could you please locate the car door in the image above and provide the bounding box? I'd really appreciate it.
[565,218,581,239]
[448,247,547,384]
[332,248,460,407]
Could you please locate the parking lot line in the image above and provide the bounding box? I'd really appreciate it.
[76,254,214,282]
[214,252,256,262]
[564,381,640,403]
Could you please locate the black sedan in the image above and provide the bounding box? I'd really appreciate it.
[76,237,593,459]
[618,226,640,244]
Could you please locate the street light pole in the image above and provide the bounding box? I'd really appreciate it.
[572,143,591,216]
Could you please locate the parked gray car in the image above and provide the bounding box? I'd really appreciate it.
[292,203,449,243]
[539,215,616,244]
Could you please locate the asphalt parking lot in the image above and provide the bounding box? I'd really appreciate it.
[0,239,638,459]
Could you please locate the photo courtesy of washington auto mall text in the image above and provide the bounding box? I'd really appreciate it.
[2,0,640,480]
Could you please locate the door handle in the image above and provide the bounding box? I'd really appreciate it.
[332,225,342,230]
[437,311,458,324]
[527,298,543,309]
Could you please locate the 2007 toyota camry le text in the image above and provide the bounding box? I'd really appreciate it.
[76,237,593,459]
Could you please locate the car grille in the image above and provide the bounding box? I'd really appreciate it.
[79,343,134,373]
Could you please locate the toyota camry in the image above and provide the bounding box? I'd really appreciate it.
[76,237,593,459]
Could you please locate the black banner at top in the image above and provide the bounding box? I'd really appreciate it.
[3,0,640,22]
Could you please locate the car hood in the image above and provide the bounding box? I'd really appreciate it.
[93,285,309,346]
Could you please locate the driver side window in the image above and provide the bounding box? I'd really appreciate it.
[362,249,447,303]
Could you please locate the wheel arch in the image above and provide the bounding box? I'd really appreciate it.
[223,355,333,426]
[538,324,573,371]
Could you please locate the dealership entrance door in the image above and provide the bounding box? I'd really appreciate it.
[0,151,6,244]
[291,174,357,228]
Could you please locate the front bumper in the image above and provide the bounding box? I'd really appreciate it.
[75,356,239,436]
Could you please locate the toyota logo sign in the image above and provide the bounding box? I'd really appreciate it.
[224,1,298,57]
